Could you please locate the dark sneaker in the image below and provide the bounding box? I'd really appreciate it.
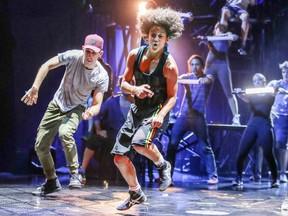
[250,174,261,182]
[32,178,61,196]
[116,189,147,211]
[271,179,280,188]
[232,178,243,187]
[157,160,172,191]
[68,173,82,189]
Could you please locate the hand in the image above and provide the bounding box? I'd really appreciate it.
[82,109,93,120]
[149,113,164,128]
[97,130,108,138]
[233,88,243,94]
[133,84,154,99]
[231,34,239,41]
[21,87,38,106]
[198,77,209,84]
[197,36,207,41]
[278,87,288,94]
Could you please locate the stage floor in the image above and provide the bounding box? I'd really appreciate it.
[0,171,288,216]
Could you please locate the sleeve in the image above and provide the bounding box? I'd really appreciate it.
[57,50,80,65]
[94,66,109,93]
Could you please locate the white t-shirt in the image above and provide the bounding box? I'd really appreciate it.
[53,50,109,112]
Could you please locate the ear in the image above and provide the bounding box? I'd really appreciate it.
[99,50,104,58]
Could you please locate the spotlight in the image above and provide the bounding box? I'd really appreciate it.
[138,0,157,15]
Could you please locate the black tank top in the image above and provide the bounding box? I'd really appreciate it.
[133,46,169,111]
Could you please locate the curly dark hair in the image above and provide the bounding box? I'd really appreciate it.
[136,7,184,39]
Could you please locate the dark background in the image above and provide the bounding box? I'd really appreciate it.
[0,0,287,174]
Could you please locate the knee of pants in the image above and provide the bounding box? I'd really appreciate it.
[34,142,51,157]
[59,129,74,144]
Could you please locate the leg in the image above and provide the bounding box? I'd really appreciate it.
[220,7,231,27]
[273,115,288,182]
[194,117,218,183]
[239,12,250,46]
[250,145,263,181]
[81,133,108,175]
[260,128,279,187]
[134,143,172,191]
[256,146,263,178]
[238,12,250,55]
[35,101,62,180]
[81,148,95,171]
[217,64,239,124]
[232,127,257,186]
[114,154,147,211]
[166,117,187,178]
[58,106,84,189]
[114,155,139,187]
[278,148,288,182]
[33,101,63,195]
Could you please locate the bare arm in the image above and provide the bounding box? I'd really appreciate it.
[199,74,213,85]
[121,48,154,98]
[158,55,178,118]
[21,56,61,106]
[82,91,104,120]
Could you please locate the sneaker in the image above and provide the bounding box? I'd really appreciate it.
[238,48,247,56]
[32,178,61,196]
[232,178,243,187]
[232,114,241,125]
[116,189,147,211]
[157,160,172,191]
[68,173,83,189]
[207,176,218,185]
[271,179,280,188]
[79,168,86,186]
[250,174,262,182]
[280,174,288,183]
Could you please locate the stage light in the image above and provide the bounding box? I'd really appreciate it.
[138,0,157,15]
[245,87,274,94]
[138,2,148,15]
[232,87,275,94]
[178,79,199,85]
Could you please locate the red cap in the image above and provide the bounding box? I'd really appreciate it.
[83,34,104,52]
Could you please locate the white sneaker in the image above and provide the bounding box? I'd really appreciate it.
[207,176,218,185]
[280,174,288,183]
[232,114,241,125]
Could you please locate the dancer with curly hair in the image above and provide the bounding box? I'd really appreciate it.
[111,7,184,211]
